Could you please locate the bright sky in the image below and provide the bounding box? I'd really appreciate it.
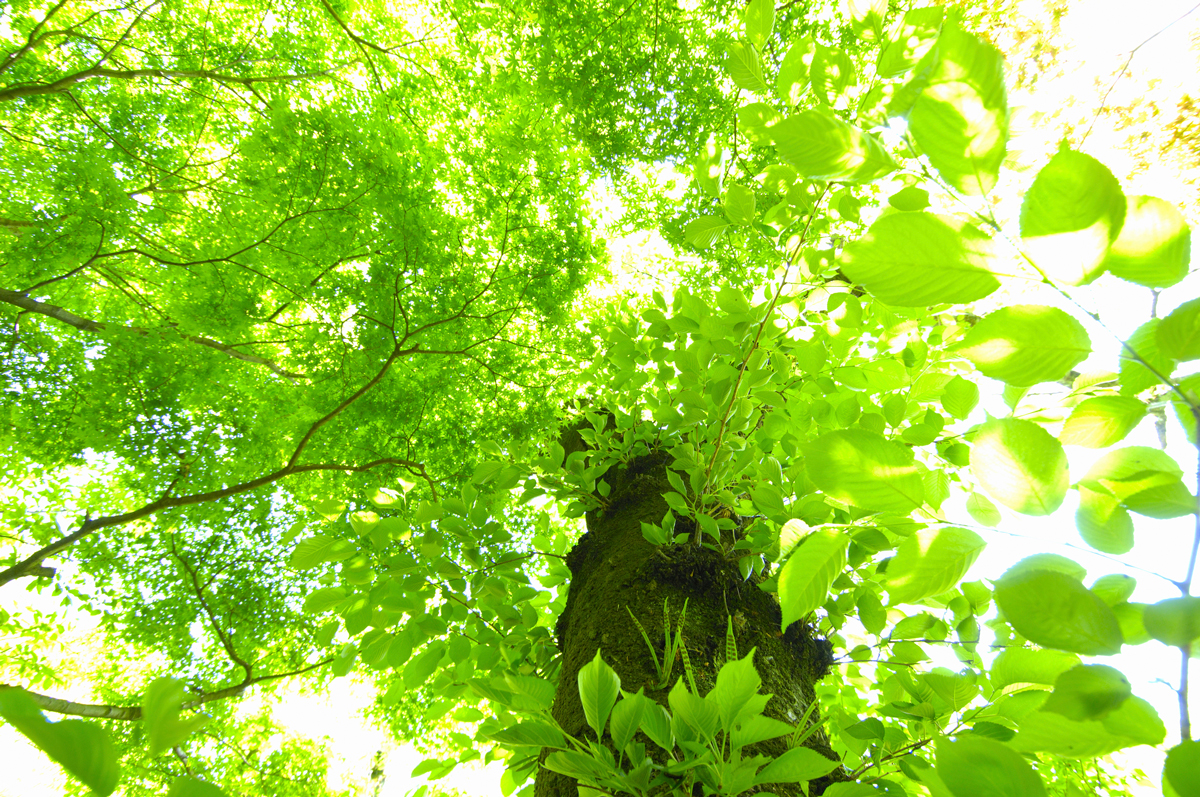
[2,2,1199,796]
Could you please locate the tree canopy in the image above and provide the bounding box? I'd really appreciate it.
[1,1,1198,797]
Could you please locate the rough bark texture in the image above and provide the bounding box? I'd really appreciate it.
[535,446,842,797]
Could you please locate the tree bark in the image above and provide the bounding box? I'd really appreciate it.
[535,449,841,797]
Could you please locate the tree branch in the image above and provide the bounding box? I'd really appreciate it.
[0,287,309,380]
[0,659,332,721]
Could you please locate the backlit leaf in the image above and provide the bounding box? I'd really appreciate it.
[1158,297,1200,362]
[908,23,1008,196]
[773,110,897,183]
[1041,665,1131,721]
[990,648,1080,689]
[779,529,848,630]
[936,735,1046,797]
[803,430,924,513]
[1120,318,1177,395]
[0,688,120,796]
[1020,148,1125,285]
[684,216,729,250]
[884,527,986,604]
[840,213,1000,306]
[994,569,1123,656]
[1059,397,1146,448]
[754,746,840,785]
[970,418,1069,516]
[1102,195,1191,287]
[1143,597,1200,647]
[1075,486,1134,554]
[957,305,1091,387]
[1164,740,1200,797]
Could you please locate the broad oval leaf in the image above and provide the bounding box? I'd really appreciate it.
[1075,486,1134,554]
[1120,318,1177,395]
[1010,696,1164,757]
[810,44,856,105]
[743,0,774,48]
[487,720,565,749]
[0,688,121,796]
[990,648,1080,689]
[578,649,621,738]
[970,418,1069,516]
[965,492,1001,527]
[684,216,729,250]
[167,778,228,797]
[994,569,1123,656]
[936,735,1047,797]
[779,529,848,630]
[1020,148,1126,285]
[1164,740,1200,797]
[957,305,1091,387]
[908,23,1008,196]
[1041,664,1131,721]
[144,678,208,758]
[288,535,357,569]
[1158,297,1200,362]
[727,40,770,94]
[724,183,756,225]
[803,430,924,513]
[1102,195,1191,287]
[1091,574,1137,606]
[1059,396,1146,448]
[839,213,1000,306]
[303,586,348,614]
[609,692,647,752]
[876,6,942,78]
[775,37,814,105]
[403,640,447,689]
[1143,596,1200,648]
[884,527,986,604]
[773,110,896,183]
[754,746,841,785]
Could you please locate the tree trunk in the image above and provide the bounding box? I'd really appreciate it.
[536,449,841,796]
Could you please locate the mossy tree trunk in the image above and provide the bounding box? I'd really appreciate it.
[535,451,840,797]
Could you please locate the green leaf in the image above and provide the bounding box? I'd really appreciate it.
[1011,697,1164,757]
[668,677,719,739]
[144,678,208,757]
[1059,397,1146,448]
[1080,446,1194,518]
[1158,297,1200,362]
[1120,318,1177,394]
[288,535,356,569]
[803,429,924,513]
[754,746,841,785]
[990,648,1080,689]
[609,692,647,752]
[884,527,986,605]
[1020,148,1126,285]
[957,305,1091,386]
[724,184,756,226]
[810,44,856,105]
[877,6,942,77]
[303,586,348,614]
[773,110,897,183]
[970,418,1069,516]
[1143,597,1200,647]
[639,702,674,751]
[727,41,770,94]
[1091,574,1137,606]
[578,649,621,738]
[779,530,848,630]
[941,375,980,420]
[776,37,814,105]
[1102,195,1191,288]
[1164,740,1200,797]
[936,735,1046,797]
[965,492,1001,527]
[684,216,730,250]
[1042,665,1131,721]
[908,23,1008,196]
[743,0,774,49]
[994,569,1123,656]
[0,688,120,796]
[167,778,228,797]
[1003,553,1087,582]
[709,649,763,730]
[888,186,931,211]
[738,103,785,145]
[403,641,446,689]
[488,721,565,749]
[504,674,557,711]
[1076,485,1135,554]
[695,137,725,196]
[840,213,1000,306]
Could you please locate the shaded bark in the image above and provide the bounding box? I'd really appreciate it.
[536,448,840,797]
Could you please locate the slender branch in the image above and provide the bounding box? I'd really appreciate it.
[0,288,309,380]
[0,659,332,721]
[0,458,421,587]
[0,64,347,103]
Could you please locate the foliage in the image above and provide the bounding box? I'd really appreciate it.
[2,0,1199,796]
